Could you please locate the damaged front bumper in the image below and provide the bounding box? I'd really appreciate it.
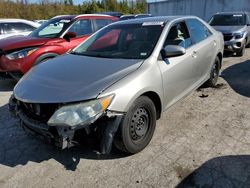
[9,96,124,154]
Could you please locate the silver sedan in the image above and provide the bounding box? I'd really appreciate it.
[11,16,224,154]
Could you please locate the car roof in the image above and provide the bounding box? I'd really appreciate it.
[0,19,39,27]
[216,11,248,15]
[115,16,194,25]
[52,14,117,20]
[97,12,123,17]
[0,18,34,22]
[120,14,134,17]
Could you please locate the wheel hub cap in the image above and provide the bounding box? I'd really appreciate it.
[130,108,149,140]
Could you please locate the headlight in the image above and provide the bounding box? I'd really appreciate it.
[48,95,114,127]
[234,33,244,39]
[6,47,38,60]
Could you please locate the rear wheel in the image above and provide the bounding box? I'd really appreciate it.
[205,56,220,87]
[114,96,156,154]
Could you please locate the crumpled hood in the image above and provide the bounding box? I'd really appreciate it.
[14,54,143,103]
[213,25,246,34]
[0,36,50,51]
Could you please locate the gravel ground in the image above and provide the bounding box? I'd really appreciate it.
[0,50,250,188]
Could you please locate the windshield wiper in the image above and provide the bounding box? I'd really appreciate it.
[70,51,114,58]
[69,51,85,55]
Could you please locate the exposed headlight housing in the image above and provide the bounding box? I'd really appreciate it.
[234,33,244,39]
[6,47,38,60]
[48,95,114,127]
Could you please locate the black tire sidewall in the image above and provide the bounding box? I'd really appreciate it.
[209,56,220,87]
[119,96,156,154]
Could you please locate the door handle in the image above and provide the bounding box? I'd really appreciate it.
[192,51,197,58]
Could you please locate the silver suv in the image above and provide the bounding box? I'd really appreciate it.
[209,11,250,56]
[10,16,224,154]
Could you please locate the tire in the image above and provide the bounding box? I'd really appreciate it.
[205,56,220,87]
[246,38,250,48]
[236,40,246,57]
[114,96,157,154]
[33,58,52,66]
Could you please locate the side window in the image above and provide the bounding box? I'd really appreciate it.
[164,22,192,49]
[95,19,112,30]
[186,19,212,44]
[68,19,93,37]
[2,23,17,34]
[2,22,35,34]
[17,23,36,31]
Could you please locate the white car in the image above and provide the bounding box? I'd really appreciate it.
[33,20,47,25]
[0,19,39,40]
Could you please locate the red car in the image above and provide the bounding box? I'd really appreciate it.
[0,14,118,79]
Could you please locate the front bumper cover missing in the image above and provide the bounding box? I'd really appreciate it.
[9,96,124,154]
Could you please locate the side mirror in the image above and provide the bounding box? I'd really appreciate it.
[63,32,76,42]
[160,45,186,58]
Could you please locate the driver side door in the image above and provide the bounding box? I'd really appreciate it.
[157,21,198,110]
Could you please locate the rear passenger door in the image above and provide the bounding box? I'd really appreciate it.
[186,19,216,81]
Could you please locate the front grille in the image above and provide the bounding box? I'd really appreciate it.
[223,34,233,41]
[18,101,59,122]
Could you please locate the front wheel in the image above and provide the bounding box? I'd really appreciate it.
[205,56,220,87]
[114,96,156,154]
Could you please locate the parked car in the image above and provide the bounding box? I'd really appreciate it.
[33,20,47,25]
[0,19,39,40]
[0,14,118,79]
[120,14,152,21]
[10,16,224,154]
[209,11,250,56]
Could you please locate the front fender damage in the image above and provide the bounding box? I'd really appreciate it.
[9,95,125,154]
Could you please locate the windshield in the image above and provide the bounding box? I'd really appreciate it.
[72,23,164,59]
[209,14,246,26]
[30,18,72,38]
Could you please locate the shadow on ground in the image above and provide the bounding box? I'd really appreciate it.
[222,60,250,98]
[177,155,250,188]
[0,78,16,91]
[0,104,127,171]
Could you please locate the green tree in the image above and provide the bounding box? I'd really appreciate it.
[0,0,147,20]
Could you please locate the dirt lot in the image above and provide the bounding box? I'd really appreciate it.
[1,50,250,188]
